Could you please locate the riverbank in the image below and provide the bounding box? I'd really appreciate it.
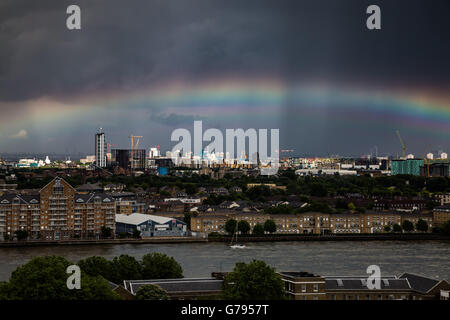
[208,233,450,243]
[0,237,208,247]
[0,234,449,247]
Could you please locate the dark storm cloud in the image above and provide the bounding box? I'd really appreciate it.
[1,0,450,155]
[149,111,205,126]
[1,0,450,103]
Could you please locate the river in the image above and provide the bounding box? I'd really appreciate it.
[0,240,449,281]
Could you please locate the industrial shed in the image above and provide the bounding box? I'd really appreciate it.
[115,213,186,237]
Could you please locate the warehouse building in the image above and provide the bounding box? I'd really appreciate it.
[115,213,186,237]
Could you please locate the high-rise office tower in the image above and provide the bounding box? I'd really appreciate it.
[95,128,107,167]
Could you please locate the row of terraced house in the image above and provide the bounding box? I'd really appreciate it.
[191,208,450,234]
[0,177,116,240]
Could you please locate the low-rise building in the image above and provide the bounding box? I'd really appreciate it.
[279,271,450,300]
[191,210,435,235]
[433,204,450,227]
[373,198,429,212]
[115,213,186,237]
[123,278,223,299]
[435,193,450,206]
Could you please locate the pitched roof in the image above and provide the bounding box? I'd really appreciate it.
[325,276,411,291]
[0,193,40,204]
[75,193,113,203]
[40,176,75,193]
[115,213,180,225]
[399,273,440,293]
[123,278,223,295]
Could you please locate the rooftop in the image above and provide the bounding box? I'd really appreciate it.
[280,271,320,278]
[115,213,183,225]
[399,273,440,293]
[123,278,223,295]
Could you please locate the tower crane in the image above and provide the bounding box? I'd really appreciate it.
[129,134,143,170]
[396,130,407,159]
[423,149,431,177]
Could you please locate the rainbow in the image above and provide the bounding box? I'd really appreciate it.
[1,77,450,137]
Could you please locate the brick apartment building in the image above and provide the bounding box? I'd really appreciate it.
[190,211,434,235]
[0,177,115,240]
[279,271,450,300]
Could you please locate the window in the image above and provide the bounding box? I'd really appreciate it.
[286,282,294,292]
[301,284,306,293]
[313,284,318,292]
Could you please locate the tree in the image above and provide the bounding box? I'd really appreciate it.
[335,199,348,210]
[347,202,356,211]
[393,224,403,233]
[252,223,264,236]
[415,219,428,232]
[183,212,192,230]
[442,220,450,235]
[14,230,28,241]
[225,219,238,235]
[132,229,141,239]
[402,220,414,232]
[238,220,250,235]
[309,183,328,197]
[0,282,12,300]
[100,226,112,239]
[264,219,277,234]
[141,253,183,279]
[0,256,120,300]
[78,256,115,282]
[110,254,142,283]
[265,204,293,215]
[184,184,197,195]
[135,284,169,300]
[384,225,391,233]
[222,260,286,300]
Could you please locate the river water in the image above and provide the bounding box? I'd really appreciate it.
[0,241,449,281]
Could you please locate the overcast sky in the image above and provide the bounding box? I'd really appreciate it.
[0,0,449,157]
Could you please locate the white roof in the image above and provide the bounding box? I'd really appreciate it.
[115,213,174,226]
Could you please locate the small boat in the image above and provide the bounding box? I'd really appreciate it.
[229,222,246,248]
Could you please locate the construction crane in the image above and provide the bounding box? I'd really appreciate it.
[423,149,431,177]
[107,143,116,154]
[129,134,143,170]
[396,130,407,159]
[129,135,143,151]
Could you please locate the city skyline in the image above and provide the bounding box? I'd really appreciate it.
[0,0,449,156]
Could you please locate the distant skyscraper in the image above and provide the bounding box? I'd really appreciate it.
[95,128,107,167]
